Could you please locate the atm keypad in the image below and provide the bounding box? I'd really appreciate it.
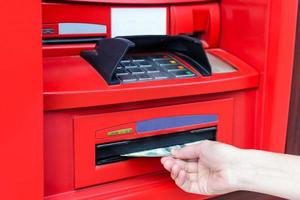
[115,54,198,83]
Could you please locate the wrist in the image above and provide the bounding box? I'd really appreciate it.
[226,148,257,191]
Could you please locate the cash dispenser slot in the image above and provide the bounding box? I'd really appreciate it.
[43,37,103,45]
[96,126,216,165]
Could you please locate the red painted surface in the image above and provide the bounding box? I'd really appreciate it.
[220,0,298,152]
[52,0,216,4]
[43,3,111,38]
[0,0,296,199]
[43,49,259,110]
[40,0,297,199]
[42,2,218,50]
[44,91,254,197]
[170,3,220,47]
[259,1,298,152]
[43,43,95,57]
[0,0,43,200]
[74,99,232,188]
[45,172,207,200]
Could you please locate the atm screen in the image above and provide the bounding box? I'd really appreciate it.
[111,8,167,37]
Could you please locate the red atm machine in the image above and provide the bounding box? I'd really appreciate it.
[0,0,298,200]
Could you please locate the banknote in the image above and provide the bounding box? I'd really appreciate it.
[121,141,201,157]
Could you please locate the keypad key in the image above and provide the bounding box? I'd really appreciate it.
[122,62,138,69]
[156,59,178,66]
[163,65,185,72]
[117,74,137,82]
[117,65,123,70]
[151,55,170,61]
[171,70,196,78]
[121,59,131,64]
[143,66,160,73]
[150,72,169,80]
[115,68,129,75]
[128,67,145,74]
[132,56,146,62]
[135,61,152,67]
[156,59,171,65]
[136,74,153,81]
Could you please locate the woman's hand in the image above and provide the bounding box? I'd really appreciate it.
[161,140,300,199]
[161,140,242,195]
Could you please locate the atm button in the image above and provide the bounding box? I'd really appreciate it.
[132,57,146,62]
[135,61,152,67]
[115,68,129,75]
[171,70,196,78]
[163,65,185,72]
[151,55,170,61]
[117,74,137,82]
[156,59,172,66]
[125,65,138,69]
[150,72,170,80]
[143,66,160,73]
[122,62,138,69]
[136,74,153,81]
[121,59,131,64]
[128,67,145,74]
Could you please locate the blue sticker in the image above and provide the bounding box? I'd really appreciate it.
[136,115,218,133]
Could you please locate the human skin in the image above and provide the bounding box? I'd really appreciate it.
[161,140,300,199]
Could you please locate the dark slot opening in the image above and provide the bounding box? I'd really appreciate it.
[96,126,216,165]
[43,37,103,45]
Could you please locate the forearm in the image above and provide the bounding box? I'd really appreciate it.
[233,149,300,199]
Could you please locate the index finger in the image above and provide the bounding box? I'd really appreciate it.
[172,140,211,159]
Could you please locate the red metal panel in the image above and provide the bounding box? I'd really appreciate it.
[220,0,298,152]
[45,173,206,200]
[0,0,43,199]
[48,0,217,4]
[43,3,111,38]
[41,0,298,199]
[170,3,220,47]
[43,50,259,110]
[259,0,298,152]
[44,89,256,198]
[74,99,233,188]
[42,3,171,39]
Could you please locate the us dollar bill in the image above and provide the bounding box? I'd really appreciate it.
[122,141,201,157]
